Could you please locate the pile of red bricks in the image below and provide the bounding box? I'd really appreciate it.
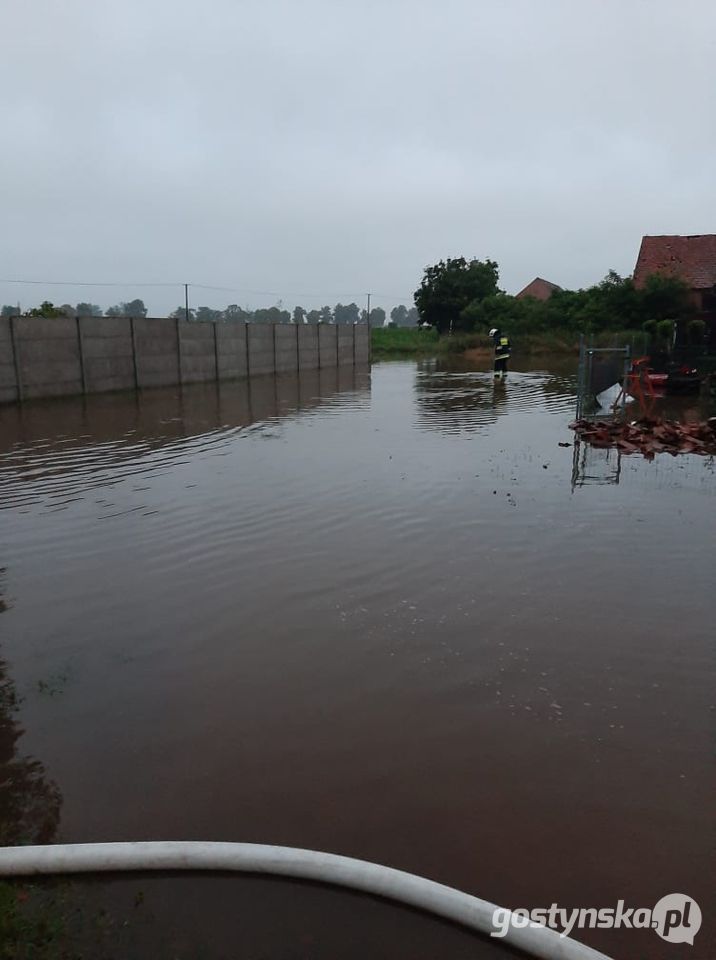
[569,417,716,460]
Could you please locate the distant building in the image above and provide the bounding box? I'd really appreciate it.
[633,234,716,347]
[515,277,562,301]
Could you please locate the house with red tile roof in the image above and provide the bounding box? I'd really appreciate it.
[515,277,561,301]
[634,234,716,346]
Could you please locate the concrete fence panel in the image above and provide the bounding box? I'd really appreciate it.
[337,325,354,365]
[274,324,298,373]
[0,318,19,403]
[297,325,319,370]
[80,316,135,394]
[216,322,248,380]
[15,316,83,399]
[133,317,180,388]
[178,321,217,384]
[354,324,370,363]
[318,324,337,368]
[247,324,275,376]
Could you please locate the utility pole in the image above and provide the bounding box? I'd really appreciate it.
[184,283,190,322]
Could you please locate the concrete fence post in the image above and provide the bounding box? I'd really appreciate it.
[76,316,87,394]
[9,315,23,402]
[245,322,251,377]
[176,317,183,383]
[295,322,300,371]
[212,322,219,382]
[130,317,139,389]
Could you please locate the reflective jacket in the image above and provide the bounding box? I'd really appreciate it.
[494,334,511,360]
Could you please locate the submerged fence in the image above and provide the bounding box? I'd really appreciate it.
[0,317,370,404]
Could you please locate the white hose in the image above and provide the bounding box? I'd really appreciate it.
[0,841,612,960]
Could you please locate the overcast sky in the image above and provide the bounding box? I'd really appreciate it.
[1,0,714,315]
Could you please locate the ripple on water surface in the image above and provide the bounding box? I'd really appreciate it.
[0,362,714,960]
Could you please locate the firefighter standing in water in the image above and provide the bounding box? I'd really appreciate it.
[489,327,511,378]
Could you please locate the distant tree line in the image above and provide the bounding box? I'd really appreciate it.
[1,300,419,327]
[0,299,146,319]
[414,257,703,344]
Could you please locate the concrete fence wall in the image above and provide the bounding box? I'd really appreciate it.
[0,317,370,404]
[81,316,135,394]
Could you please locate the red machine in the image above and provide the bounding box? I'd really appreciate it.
[627,357,699,398]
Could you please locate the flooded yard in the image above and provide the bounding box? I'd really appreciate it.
[0,358,714,959]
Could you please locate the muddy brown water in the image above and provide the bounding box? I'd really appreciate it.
[0,359,713,959]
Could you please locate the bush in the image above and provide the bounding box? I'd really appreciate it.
[687,318,707,345]
[655,318,675,346]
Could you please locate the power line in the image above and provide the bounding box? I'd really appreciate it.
[0,279,182,287]
[0,278,414,302]
[192,283,412,300]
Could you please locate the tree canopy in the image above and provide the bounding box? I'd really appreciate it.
[414,257,696,339]
[26,301,67,318]
[106,299,147,318]
[334,302,360,325]
[76,302,102,316]
[468,271,694,337]
[414,257,500,334]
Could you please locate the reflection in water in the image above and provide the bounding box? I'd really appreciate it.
[0,571,61,845]
[571,440,623,488]
[0,367,370,510]
[413,359,575,435]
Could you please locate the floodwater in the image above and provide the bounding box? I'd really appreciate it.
[0,359,714,959]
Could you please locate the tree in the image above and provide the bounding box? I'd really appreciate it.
[59,304,77,317]
[254,306,290,324]
[76,302,102,316]
[26,301,66,318]
[414,257,500,334]
[292,306,306,325]
[224,304,251,322]
[306,309,321,324]
[105,299,147,318]
[334,302,360,325]
[406,306,419,327]
[1,305,20,317]
[123,298,147,318]
[369,307,386,328]
[390,305,408,327]
[170,306,196,321]
[319,305,333,324]
[462,291,524,333]
[195,306,222,323]
[638,274,693,326]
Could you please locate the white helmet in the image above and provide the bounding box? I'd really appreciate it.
[489,328,498,337]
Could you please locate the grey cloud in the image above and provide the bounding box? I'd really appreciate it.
[1,0,714,314]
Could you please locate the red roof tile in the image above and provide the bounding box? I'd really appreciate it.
[515,277,561,301]
[634,235,716,290]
